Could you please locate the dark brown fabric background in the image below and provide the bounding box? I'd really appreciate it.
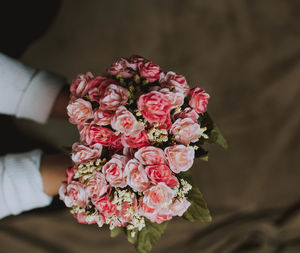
[0,1,299,252]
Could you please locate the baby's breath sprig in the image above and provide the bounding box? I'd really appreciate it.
[74,158,107,182]
[147,122,168,144]
[173,178,192,200]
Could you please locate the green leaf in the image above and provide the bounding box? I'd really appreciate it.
[199,112,228,149]
[127,219,168,253]
[199,153,208,162]
[194,146,209,162]
[179,172,212,222]
[110,226,124,238]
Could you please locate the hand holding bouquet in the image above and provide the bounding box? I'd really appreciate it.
[59,55,227,253]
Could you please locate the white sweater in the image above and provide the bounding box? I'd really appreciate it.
[0,53,65,219]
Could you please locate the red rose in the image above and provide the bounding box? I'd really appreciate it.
[145,164,178,188]
[128,54,145,64]
[87,77,117,102]
[107,58,136,78]
[121,130,150,148]
[85,125,116,146]
[110,134,123,153]
[70,72,94,98]
[137,91,171,124]
[138,61,161,82]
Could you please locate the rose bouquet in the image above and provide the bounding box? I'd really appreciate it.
[59,55,227,253]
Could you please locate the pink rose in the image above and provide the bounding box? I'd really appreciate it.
[173,107,199,123]
[71,142,102,165]
[93,193,116,218]
[134,146,166,165]
[111,106,144,136]
[171,118,202,145]
[59,181,87,208]
[74,212,99,224]
[164,145,195,173]
[66,166,77,184]
[138,61,161,82]
[159,88,184,109]
[85,125,116,146]
[160,71,190,96]
[86,171,109,199]
[67,98,93,125]
[143,183,175,209]
[78,124,89,143]
[145,164,178,188]
[169,198,191,217]
[107,58,136,78]
[125,159,150,192]
[94,108,114,126]
[154,213,173,224]
[88,76,113,102]
[189,88,210,114]
[99,84,129,111]
[102,154,128,188]
[137,91,171,123]
[121,130,150,148]
[70,72,94,98]
[138,198,157,222]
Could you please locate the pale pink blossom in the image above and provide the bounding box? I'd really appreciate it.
[102,154,128,188]
[159,88,184,109]
[160,71,190,96]
[189,88,210,114]
[94,109,114,126]
[134,146,166,165]
[143,183,175,209]
[111,106,144,136]
[125,159,150,192]
[99,84,129,111]
[169,198,191,216]
[71,142,102,165]
[59,181,87,208]
[67,98,93,125]
[171,118,202,145]
[70,72,94,98]
[164,145,195,173]
[138,198,157,222]
[86,171,109,199]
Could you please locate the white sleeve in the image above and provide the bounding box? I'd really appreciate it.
[0,53,65,123]
[0,150,53,219]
